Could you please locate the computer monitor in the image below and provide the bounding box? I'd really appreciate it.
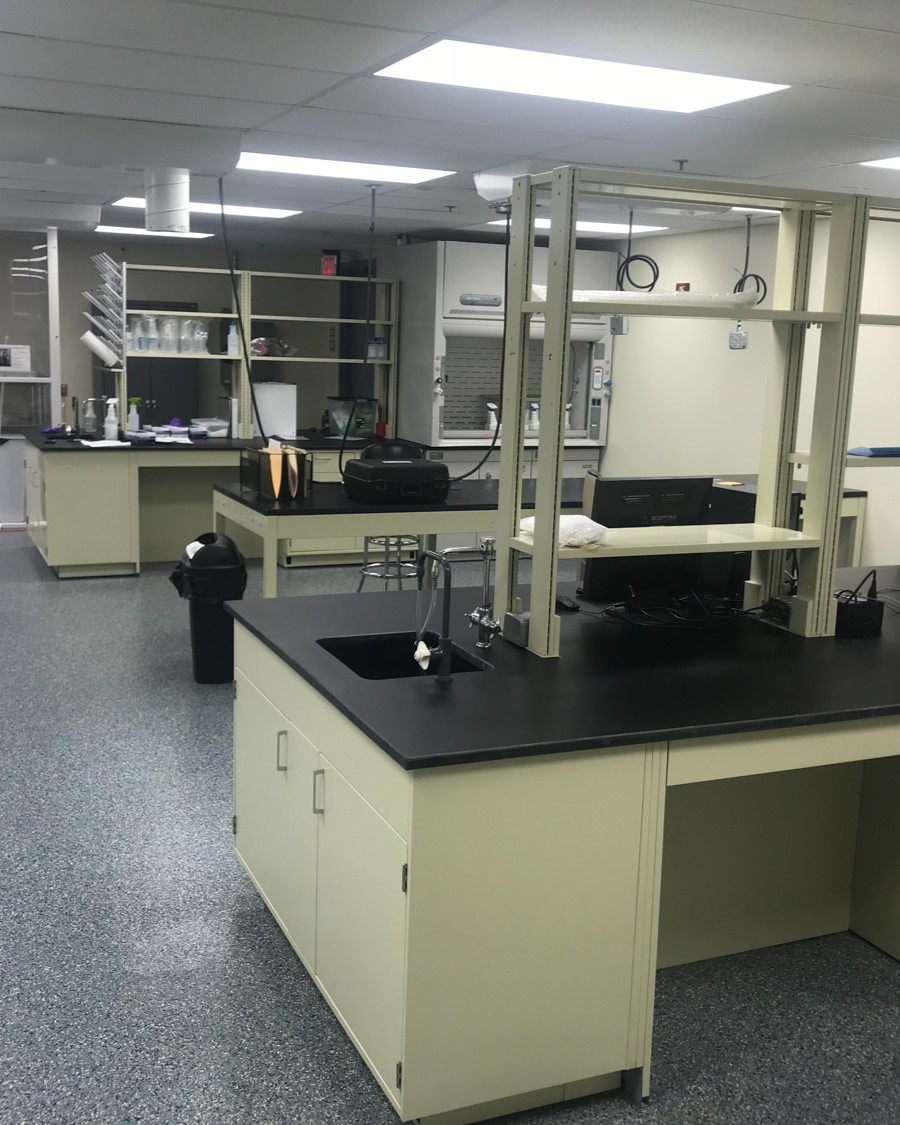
[580,473,714,604]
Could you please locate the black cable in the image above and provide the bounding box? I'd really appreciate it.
[616,209,659,292]
[339,184,378,476]
[448,206,510,484]
[733,214,768,306]
[601,590,754,629]
[217,178,266,442]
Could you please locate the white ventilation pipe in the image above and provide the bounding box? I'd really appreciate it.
[145,169,190,232]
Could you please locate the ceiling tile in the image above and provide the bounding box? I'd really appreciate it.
[0,0,424,71]
[703,0,900,34]
[699,86,900,146]
[0,75,288,130]
[450,0,900,87]
[309,76,649,137]
[535,116,894,180]
[257,105,590,157]
[240,129,520,173]
[0,33,342,104]
[172,0,501,32]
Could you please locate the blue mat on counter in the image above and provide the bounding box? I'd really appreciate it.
[848,446,900,456]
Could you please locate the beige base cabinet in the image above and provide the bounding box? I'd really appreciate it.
[233,623,662,1124]
[25,444,137,577]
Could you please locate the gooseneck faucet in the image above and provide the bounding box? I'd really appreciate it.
[464,537,502,649]
[416,549,453,683]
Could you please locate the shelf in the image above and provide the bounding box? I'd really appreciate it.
[249,355,393,365]
[250,314,395,326]
[125,308,235,319]
[521,300,839,323]
[511,523,821,560]
[791,451,900,467]
[858,314,900,327]
[0,375,48,384]
[126,350,225,359]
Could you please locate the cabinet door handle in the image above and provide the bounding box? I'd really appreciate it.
[312,768,325,814]
[276,729,288,772]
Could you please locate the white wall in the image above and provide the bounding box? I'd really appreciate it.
[604,218,900,566]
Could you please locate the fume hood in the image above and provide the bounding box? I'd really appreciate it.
[382,241,616,446]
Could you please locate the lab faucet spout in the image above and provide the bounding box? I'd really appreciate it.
[416,549,453,683]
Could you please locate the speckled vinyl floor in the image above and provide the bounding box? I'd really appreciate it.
[2,530,899,1125]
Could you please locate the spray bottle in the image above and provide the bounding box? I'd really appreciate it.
[227,320,239,357]
[104,398,119,441]
[127,397,141,431]
[82,398,98,436]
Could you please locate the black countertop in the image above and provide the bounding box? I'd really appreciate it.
[215,476,585,517]
[23,429,371,455]
[228,586,900,771]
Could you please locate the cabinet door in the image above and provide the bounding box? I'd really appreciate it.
[315,758,408,1099]
[233,669,318,970]
[24,444,47,556]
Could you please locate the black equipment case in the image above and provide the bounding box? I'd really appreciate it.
[342,458,450,504]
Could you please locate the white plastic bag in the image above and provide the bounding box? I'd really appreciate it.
[519,514,608,547]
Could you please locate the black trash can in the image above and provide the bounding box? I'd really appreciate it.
[170,532,247,683]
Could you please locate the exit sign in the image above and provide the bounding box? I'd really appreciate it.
[321,253,339,276]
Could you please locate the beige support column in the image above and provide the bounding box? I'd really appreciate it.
[748,207,814,608]
[494,176,537,624]
[791,195,868,636]
[527,166,579,657]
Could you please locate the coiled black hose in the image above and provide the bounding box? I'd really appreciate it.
[733,214,767,305]
[616,210,659,292]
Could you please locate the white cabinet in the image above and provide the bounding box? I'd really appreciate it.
[315,759,408,1089]
[25,445,137,577]
[233,622,659,1123]
[233,669,319,969]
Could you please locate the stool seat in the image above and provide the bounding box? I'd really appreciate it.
[357,535,421,592]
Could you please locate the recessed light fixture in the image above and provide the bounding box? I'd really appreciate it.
[376,40,788,113]
[94,225,213,239]
[860,156,900,170]
[112,197,301,219]
[237,152,454,184]
[730,206,780,215]
[487,218,667,234]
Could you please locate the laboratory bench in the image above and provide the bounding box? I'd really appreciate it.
[214,477,586,597]
[22,430,368,577]
[227,587,900,1125]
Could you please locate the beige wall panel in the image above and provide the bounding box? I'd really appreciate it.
[659,763,862,967]
[850,755,900,960]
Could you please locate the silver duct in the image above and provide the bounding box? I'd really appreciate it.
[145,169,190,232]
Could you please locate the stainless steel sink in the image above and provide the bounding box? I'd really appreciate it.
[317,631,491,680]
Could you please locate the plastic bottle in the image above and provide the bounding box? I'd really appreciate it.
[227,321,239,357]
[127,397,141,431]
[82,399,98,436]
[104,398,119,440]
[145,316,158,353]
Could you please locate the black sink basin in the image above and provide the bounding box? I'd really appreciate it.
[317,631,491,680]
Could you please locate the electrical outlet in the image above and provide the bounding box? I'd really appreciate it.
[729,328,749,350]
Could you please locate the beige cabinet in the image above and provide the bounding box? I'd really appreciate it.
[233,669,319,969]
[233,622,662,1123]
[25,446,137,577]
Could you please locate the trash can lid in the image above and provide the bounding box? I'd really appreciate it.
[182,532,245,570]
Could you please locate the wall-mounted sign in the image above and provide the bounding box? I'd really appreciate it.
[0,345,31,371]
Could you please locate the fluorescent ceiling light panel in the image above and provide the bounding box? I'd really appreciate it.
[487,218,666,234]
[112,196,300,219]
[377,40,788,113]
[95,225,213,239]
[730,206,780,215]
[237,152,454,184]
[860,156,900,170]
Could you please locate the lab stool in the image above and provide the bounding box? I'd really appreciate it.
[357,535,421,592]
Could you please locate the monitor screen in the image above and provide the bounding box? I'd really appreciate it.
[580,474,714,604]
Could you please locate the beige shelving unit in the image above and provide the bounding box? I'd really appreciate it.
[493,166,870,656]
[120,263,398,439]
